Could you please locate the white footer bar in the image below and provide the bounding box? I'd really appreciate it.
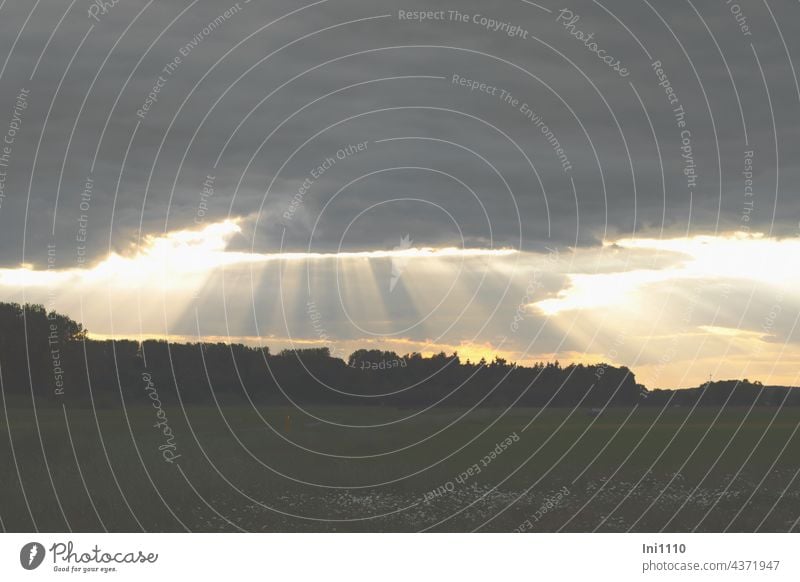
[1,533,796,581]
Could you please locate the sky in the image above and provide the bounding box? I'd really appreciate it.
[0,0,799,388]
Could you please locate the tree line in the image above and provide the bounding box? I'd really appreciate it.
[1,302,798,408]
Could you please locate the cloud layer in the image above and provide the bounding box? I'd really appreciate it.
[1,0,799,387]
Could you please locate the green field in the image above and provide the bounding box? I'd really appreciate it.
[1,404,798,532]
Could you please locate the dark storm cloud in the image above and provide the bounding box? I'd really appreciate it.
[0,0,798,271]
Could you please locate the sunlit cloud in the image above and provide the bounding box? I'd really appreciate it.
[531,232,800,316]
[698,325,766,340]
[0,219,517,291]
[533,269,675,315]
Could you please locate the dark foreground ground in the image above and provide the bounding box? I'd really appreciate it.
[1,404,798,532]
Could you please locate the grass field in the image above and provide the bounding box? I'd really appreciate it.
[1,404,799,532]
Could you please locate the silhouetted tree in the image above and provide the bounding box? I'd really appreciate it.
[1,302,797,408]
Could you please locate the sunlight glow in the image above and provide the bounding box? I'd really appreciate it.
[531,232,800,315]
[0,219,518,290]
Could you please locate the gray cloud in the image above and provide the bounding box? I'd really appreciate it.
[0,0,797,269]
